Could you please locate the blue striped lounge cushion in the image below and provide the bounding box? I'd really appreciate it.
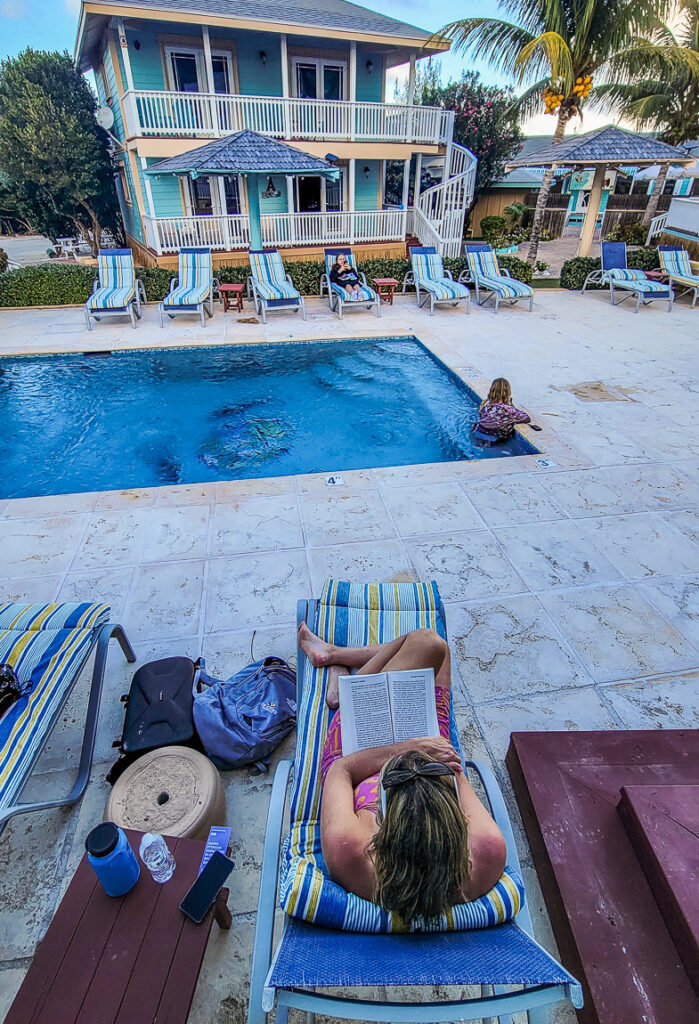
[467,251,533,299]
[608,268,670,292]
[250,251,300,302]
[659,249,699,285]
[0,602,109,817]
[88,251,136,310]
[412,253,469,302]
[279,578,525,933]
[325,252,376,302]
[164,249,213,308]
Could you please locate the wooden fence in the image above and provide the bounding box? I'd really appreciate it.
[523,191,674,237]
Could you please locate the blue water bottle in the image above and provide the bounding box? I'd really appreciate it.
[85,821,140,897]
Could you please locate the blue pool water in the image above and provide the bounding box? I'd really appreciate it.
[0,337,537,498]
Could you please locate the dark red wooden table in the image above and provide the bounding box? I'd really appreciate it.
[220,283,245,312]
[507,730,699,1024]
[372,277,399,304]
[7,829,230,1024]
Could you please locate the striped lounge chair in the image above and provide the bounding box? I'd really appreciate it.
[85,248,145,331]
[248,579,583,1024]
[409,247,470,315]
[462,245,534,312]
[249,249,306,324]
[659,246,699,308]
[320,248,380,319]
[0,602,135,836]
[582,241,674,312]
[159,247,218,327]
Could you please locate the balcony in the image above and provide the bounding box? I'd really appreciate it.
[142,208,408,254]
[123,91,454,146]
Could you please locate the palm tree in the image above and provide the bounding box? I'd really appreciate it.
[436,0,694,264]
[596,0,699,225]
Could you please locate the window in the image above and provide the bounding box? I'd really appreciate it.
[166,46,234,94]
[292,59,346,100]
[118,164,132,206]
[188,175,240,215]
[169,51,201,92]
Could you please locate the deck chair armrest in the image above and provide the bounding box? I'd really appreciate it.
[501,268,512,278]
[359,271,369,287]
[166,277,177,297]
[444,269,454,281]
[285,273,295,286]
[91,278,99,294]
[319,271,328,296]
[457,270,470,283]
[212,277,220,294]
[464,760,521,876]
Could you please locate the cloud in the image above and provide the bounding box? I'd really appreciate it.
[65,0,81,12]
[1,1,25,17]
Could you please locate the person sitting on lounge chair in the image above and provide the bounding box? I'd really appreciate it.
[475,377,530,442]
[330,253,362,299]
[298,622,507,925]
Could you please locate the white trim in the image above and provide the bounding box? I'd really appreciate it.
[165,44,233,95]
[139,155,155,217]
[291,57,347,100]
[116,17,135,92]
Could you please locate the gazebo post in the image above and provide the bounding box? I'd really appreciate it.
[578,164,607,258]
[247,173,263,250]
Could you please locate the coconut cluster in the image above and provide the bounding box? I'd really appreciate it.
[573,75,593,98]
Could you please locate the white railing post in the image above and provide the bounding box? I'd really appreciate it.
[122,90,140,138]
[202,27,219,135]
[280,35,291,139]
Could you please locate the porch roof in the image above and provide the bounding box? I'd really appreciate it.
[146,130,339,178]
[506,125,694,170]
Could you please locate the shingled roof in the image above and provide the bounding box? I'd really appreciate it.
[146,130,338,176]
[506,125,693,169]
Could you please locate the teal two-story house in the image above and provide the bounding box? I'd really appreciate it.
[75,0,476,264]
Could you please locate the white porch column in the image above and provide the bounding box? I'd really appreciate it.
[116,18,135,91]
[287,177,296,244]
[406,51,416,142]
[216,175,232,251]
[115,18,137,136]
[401,156,411,210]
[578,164,606,257]
[201,26,220,135]
[348,158,356,243]
[349,41,357,140]
[280,35,291,139]
[139,155,160,253]
[414,152,423,206]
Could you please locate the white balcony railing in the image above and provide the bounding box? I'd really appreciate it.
[124,90,454,146]
[142,209,408,254]
[665,196,699,239]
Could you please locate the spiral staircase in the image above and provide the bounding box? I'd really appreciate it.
[411,142,477,257]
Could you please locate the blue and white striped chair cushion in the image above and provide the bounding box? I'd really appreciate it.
[325,253,376,303]
[412,252,469,302]
[279,578,525,933]
[607,269,670,292]
[0,602,109,816]
[467,251,534,299]
[250,251,301,302]
[163,250,212,308]
[659,250,699,287]
[88,252,135,310]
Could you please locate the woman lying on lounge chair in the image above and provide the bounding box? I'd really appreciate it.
[298,623,507,926]
[330,252,362,298]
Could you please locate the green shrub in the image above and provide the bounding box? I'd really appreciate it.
[560,247,660,289]
[480,215,507,243]
[604,220,648,246]
[0,251,536,307]
[0,248,8,274]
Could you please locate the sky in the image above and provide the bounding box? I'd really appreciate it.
[0,0,619,135]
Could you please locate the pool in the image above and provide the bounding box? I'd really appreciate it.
[0,337,537,498]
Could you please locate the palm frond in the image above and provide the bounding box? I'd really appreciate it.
[514,31,574,86]
[510,77,552,118]
[432,19,538,79]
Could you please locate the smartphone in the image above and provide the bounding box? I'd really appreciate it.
[529,424,543,431]
[180,851,234,924]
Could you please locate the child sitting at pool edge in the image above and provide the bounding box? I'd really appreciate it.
[475,378,530,441]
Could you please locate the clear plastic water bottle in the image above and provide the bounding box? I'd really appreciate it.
[139,833,176,883]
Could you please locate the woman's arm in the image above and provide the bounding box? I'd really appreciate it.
[337,735,462,787]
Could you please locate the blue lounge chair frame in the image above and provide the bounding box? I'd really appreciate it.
[159,247,218,328]
[319,248,381,319]
[582,242,674,312]
[581,241,626,293]
[247,597,583,1024]
[249,249,306,324]
[0,607,136,836]
[460,245,534,313]
[85,249,146,331]
[658,245,699,308]
[405,246,471,316]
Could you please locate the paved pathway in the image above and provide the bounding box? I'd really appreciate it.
[0,290,697,1023]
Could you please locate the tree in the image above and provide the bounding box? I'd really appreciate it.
[596,0,699,225]
[436,0,696,264]
[0,48,121,253]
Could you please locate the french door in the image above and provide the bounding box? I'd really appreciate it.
[292,59,346,100]
[187,176,240,216]
[166,47,233,95]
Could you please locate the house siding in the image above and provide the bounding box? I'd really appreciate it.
[354,159,381,210]
[145,160,186,217]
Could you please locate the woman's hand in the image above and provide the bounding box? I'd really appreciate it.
[413,736,463,772]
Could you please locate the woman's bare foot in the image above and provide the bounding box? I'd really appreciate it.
[298,622,336,668]
[325,664,349,710]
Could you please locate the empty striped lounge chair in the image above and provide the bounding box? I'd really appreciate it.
[0,602,135,836]
[410,247,470,315]
[659,246,699,308]
[583,241,674,312]
[247,579,583,1024]
[463,245,534,312]
[320,248,380,319]
[249,249,306,324]
[85,249,145,331]
[159,247,218,327]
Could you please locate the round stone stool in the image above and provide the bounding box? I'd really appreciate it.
[105,746,226,841]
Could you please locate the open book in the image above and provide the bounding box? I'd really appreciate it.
[337,668,439,755]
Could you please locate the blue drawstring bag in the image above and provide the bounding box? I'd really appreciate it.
[193,657,296,772]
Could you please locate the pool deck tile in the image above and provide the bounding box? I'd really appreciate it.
[1,291,698,1023]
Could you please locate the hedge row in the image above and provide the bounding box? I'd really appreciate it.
[0,253,533,307]
[560,247,660,290]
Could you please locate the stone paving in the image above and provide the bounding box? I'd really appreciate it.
[0,288,697,1023]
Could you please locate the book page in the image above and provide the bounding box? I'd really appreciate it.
[387,668,439,744]
[337,673,393,754]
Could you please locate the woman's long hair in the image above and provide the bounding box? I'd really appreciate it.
[368,750,470,927]
[481,377,512,411]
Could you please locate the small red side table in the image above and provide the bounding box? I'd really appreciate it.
[220,283,245,312]
[372,277,399,305]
